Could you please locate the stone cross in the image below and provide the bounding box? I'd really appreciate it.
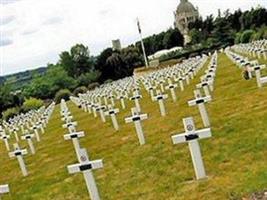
[165,79,178,102]
[108,94,115,107]
[175,77,185,91]
[196,81,211,97]
[130,93,142,112]
[184,73,190,85]
[9,143,28,176]
[21,133,36,154]
[158,79,165,92]
[188,91,211,127]
[0,134,10,151]
[64,131,85,159]
[9,127,19,142]
[171,117,212,180]
[104,106,120,131]
[117,95,126,110]
[249,64,266,87]
[67,148,103,200]
[31,125,41,142]
[86,101,92,114]
[37,121,45,134]
[152,90,168,117]
[90,104,98,118]
[125,108,148,145]
[95,105,107,123]
[63,121,77,134]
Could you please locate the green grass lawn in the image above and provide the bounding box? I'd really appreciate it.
[0,53,267,200]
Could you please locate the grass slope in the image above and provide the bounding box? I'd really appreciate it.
[0,53,267,200]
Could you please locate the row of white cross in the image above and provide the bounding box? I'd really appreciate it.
[70,55,209,146]
[233,39,267,60]
[60,100,103,200]
[225,44,267,88]
[68,52,219,184]
[0,106,48,152]
[0,102,55,198]
[170,52,218,179]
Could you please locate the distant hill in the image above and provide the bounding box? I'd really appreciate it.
[0,67,47,90]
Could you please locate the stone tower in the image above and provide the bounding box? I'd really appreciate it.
[112,39,122,51]
[174,0,199,45]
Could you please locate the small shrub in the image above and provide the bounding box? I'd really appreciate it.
[88,82,100,91]
[73,86,87,96]
[22,98,44,112]
[54,89,71,104]
[2,107,20,120]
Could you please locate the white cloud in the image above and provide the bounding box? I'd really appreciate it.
[0,0,266,75]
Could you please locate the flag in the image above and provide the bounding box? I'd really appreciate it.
[137,18,142,34]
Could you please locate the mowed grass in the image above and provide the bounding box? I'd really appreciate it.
[0,53,267,200]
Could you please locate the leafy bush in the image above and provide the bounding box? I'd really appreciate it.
[2,107,20,120]
[88,82,100,91]
[240,30,255,43]
[73,86,87,96]
[22,98,44,112]
[54,89,71,104]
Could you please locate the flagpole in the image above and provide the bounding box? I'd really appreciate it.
[137,18,149,68]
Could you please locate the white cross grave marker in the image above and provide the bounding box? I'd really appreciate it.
[9,143,28,176]
[125,108,148,145]
[104,106,120,131]
[196,81,211,97]
[67,148,103,200]
[0,134,10,151]
[188,91,211,127]
[63,121,77,134]
[64,131,85,158]
[117,95,126,109]
[165,79,178,102]
[96,105,107,123]
[21,133,36,154]
[250,64,266,87]
[152,91,168,117]
[171,117,212,180]
[130,93,142,112]
[11,127,20,142]
[31,125,41,142]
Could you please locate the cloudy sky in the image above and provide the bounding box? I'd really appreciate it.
[0,0,266,75]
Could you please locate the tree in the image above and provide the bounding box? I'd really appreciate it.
[0,84,15,117]
[211,17,235,47]
[95,48,114,81]
[77,71,101,86]
[23,65,77,99]
[59,44,95,78]
[189,28,202,45]
[163,28,184,49]
[121,46,143,70]
[240,30,255,43]
[106,53,128,80]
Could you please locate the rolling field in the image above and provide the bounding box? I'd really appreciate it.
[0,53,267,200]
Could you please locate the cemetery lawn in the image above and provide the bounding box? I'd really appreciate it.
[1,53,267,200]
